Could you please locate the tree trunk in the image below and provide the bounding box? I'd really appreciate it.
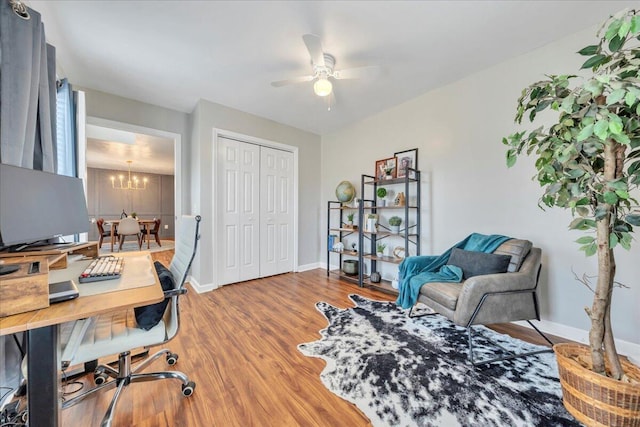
[589,141,622,377]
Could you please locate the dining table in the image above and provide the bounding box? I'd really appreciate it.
[105,218,157,252]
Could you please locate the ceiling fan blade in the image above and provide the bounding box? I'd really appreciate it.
[333,65,380,80]
[303,34,325,67]
[271,75,315,87]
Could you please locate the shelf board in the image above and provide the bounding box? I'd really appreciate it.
[329,228,358,233]
[364,177,418,186]
[328,270,360,283]
[328,250,358,256]
[329,206,358,210]
[362,205,418,210]
[362,254,403,264]
[363,279,399,295]
[362,231,418,237]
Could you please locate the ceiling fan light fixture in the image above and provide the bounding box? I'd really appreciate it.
[313,77,332,97]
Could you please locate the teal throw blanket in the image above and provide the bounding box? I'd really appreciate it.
[396,233,511,309]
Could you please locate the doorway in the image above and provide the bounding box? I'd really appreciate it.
[81,117,182,246]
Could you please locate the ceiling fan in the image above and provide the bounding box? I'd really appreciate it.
[271,34,379,98]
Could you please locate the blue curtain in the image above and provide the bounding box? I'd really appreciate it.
[56,78,77,177]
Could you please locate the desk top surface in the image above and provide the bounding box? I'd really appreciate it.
[0,251,163,335]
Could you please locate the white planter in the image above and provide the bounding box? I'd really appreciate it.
[376,252,384,258]
[389,225,400,234]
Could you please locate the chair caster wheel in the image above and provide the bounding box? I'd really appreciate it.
[94,368,108,385]
[182,381,196,396]
[166,353,179,365]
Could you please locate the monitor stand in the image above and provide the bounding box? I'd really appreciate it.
[0,265,19,275]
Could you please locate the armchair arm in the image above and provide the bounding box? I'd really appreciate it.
[399,255,439,279]
[453,271,538,326]
[163,288,187,298]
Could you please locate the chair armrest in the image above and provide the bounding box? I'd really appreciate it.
[399,255,439,279]
[163,288,187,298]
[454,271,537,326]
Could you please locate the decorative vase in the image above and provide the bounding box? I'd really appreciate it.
[554,343,640,427]
[342,260,358,276]
[378,199,386,207]
[370,272,381,283]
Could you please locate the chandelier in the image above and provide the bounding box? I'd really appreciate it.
[111,160,147,190]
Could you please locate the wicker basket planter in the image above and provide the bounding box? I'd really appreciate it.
[554,343,640,427]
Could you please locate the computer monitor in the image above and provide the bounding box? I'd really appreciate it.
[0,163,90,252]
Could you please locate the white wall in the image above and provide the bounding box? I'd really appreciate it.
[321,26,640,348]
[190,99,322,289]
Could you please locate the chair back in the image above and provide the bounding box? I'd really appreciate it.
[152,218,161,232]
[164,215,201,339]
[96,218,105,235]
[118,217,140,235]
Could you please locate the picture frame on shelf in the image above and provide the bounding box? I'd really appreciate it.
[375,157,397,181]
[394,148,418,179]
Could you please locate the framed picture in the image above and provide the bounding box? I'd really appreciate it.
[375,157,397,181]
[394,148,418,179]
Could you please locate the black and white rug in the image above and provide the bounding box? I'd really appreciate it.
[298,294,579,427]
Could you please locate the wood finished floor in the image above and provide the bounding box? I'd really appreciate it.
[61,250,568,426]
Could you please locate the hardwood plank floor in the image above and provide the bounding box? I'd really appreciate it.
[61,250,568,426]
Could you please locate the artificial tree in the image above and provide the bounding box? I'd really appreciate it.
[504,9,640,380]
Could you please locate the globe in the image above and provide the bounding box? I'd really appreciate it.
[335,180,356,203]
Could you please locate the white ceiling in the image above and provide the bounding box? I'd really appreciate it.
[86,124,175,175]
[30,1,637,136]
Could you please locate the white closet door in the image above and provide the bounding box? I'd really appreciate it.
[217,138,260,285]
[260,147,294,277]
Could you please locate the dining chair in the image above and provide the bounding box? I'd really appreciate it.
[117,217,142,251]
[142,218,162,247]
[96,218,117,249]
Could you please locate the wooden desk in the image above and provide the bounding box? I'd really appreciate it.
[105,219,157,252]
[0,252,163,427]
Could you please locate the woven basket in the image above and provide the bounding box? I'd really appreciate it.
[554,343,640,427]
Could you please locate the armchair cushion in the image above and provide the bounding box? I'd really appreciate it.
[134,261,174,330]
[447,248,511,279]
[493,239,532,272]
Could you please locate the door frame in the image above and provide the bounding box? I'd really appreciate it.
[82,116,182,242]
[212,128,299,287]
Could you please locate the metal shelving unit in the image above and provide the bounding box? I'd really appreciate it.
[358,169,421,293]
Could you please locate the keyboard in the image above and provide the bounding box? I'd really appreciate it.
[79,257,124,283]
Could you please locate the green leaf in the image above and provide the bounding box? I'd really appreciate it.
[594,119,609,140]
[620,234,632,250]
[581,54,608,70]
[631,15,640,34]
[582,242,597,257]
[603,191,618,204]
[607,88,626,105]
[605,19,623,41]
[619,20,631,39]
[576,206,590,217]
[577,124,594,141]
[612,133,631,145]
[629,160,640,176]
[584,79,603,96]
[506,150,517,168]
[626,214,640,226]
[608,113,624,134]
[625,90,637,106]
[615,190,629,199]
[595,205,609,220]
[608,180,627,191]
[576,236,595,244]
[577,45,599,56]
[610,233,619,249]
[609,35,624,52]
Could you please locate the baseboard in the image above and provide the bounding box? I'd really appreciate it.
[188,275,218,294]
[297,262,322,272]
[515,319,640,362]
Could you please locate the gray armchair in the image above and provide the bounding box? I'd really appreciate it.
[411,239,553,365]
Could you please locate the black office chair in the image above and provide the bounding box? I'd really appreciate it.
[60,215,202,427]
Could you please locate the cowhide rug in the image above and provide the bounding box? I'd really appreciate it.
[298,294,579,427]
